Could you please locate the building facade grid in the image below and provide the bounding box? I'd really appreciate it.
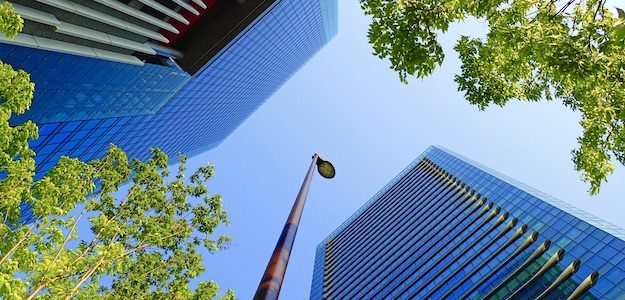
[310,146,625,300]
[1,45,191,124]
[8,0,338,222]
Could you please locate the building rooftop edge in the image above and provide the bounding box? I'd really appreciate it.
[432,145,625,241]
[316,147,431,249]
[316,145,625,249]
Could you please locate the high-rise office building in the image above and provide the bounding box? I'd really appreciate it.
[1,0,337,174]
[311,146,625,299]
[0,0,337,221]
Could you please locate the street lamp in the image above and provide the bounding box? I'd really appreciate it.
[254,154,335,300]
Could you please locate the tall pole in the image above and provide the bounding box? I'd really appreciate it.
[254,154,319,300]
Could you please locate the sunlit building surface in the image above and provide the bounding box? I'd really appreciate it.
[311,146,625,299]
[0,0,337,221]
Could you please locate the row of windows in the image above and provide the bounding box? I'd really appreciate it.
[1,44,190,124]
[17,0,337,223]
[328,162,487,299]
[356,174,476,299]
[425,148,625,298]
[325,164,459,298]
[311,147,625,299]
[322,163,492,298]
[325,162,432,250]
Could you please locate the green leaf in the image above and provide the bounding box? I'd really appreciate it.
[361,0,625,194]
[616,7,625,19]
[0,3,235,295]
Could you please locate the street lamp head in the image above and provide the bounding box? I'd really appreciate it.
[315,156,335,179]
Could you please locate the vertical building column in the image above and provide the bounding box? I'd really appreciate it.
[482,240,552,299]
[535,259,581,300]
[505,249,566,299]
[336,183,476,299]
[567,271,600,300]
[398,208,508,299]
[420,220,525,300]
[460,239,550,299]
[326,165,464,299]
[440,230,539,299]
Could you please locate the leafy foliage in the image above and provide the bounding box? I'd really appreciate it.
[362,0,625,194]
[0,2,23,39]
[0,5,235,299]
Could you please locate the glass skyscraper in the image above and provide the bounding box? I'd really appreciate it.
[1,0,337,221]
[1,0,337,175]
[311,146,625,299]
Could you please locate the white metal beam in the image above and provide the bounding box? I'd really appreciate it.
[0,32,144,65]
[35,0,170,43]
[93,0,180,33]
[172,0,199,15]
[55,21,157,55]
[138,0,189,24]
[191,0,207,9]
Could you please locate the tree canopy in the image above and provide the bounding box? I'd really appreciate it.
[361,0,625,194]
[0,4,235,299]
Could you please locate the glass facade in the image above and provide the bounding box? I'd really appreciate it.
[310,146,625,300]
[5,0,337,222]
[0,44,191,124]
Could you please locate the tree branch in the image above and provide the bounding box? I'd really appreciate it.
[25,267,91,300]
[0,222,36,265]
[593,0,606,22]
[553,0,576,18]
[51,206,88,264]
[65,258,105,300]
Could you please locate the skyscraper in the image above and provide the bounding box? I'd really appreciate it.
[311,146,625,299]
[1,0,337,221]
[0,0,337,176]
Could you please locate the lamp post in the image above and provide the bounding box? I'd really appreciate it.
[254,154,335,300]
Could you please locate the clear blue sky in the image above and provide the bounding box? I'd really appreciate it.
[187,1,625,298]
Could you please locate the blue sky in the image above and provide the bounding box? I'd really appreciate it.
[187,1,625,298]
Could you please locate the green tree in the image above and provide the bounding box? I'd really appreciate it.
[0,5,235,299]
[362,0,625,194]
